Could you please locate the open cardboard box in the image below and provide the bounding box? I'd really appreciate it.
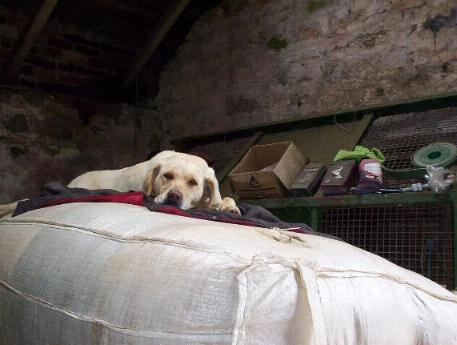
[229,142,306,199]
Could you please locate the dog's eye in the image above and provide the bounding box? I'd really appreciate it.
[188,179,198,186]
[163,172,174,180]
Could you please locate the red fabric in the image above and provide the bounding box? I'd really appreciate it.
[42,192,261,228]
[43,192,145,208]
[40,191,305,230]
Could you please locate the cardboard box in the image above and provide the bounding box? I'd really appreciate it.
[229,142,306,199]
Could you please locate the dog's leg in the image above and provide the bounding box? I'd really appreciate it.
[0,201,18,218]
[218,197,241,215]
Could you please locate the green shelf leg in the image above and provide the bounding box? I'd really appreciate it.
[310,208,321,232]
[450,191,457,290]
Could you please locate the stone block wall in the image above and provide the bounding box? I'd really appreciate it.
[0,90,159,202]
[0,2,162,202]
[156,0,457,142]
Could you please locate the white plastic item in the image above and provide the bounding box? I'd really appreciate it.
[426,165,456,193]
[0,202,457,345]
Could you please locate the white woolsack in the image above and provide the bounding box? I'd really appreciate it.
[1,202,457,345]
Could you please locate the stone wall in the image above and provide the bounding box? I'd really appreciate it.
[0,90,159,202]
[156,0,457,142]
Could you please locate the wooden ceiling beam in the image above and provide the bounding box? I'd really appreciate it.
[2,0,59,84]
[119,0,191,95]
[84,0,156,22]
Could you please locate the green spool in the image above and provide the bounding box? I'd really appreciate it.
[412,142,457,168]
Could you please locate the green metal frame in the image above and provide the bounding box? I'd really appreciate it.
[170,92,457,290]
[172,93,457,145]
[248,191,457,288]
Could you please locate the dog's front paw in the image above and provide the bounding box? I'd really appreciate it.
[219,197,241,215]
[0,203,15,218]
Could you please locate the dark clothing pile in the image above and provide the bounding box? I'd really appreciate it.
[14,182,335,239]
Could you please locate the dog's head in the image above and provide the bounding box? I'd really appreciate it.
[143,151,220,210]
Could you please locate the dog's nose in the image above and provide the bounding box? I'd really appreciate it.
[164,190,183,207]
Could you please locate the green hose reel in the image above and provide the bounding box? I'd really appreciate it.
[383,143,457,179]
[412,142,457,168]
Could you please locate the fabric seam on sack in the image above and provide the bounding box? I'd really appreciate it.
[295,260,329,345]
[316,269,457,303]
[0,278,234,340]
[0,219,250,263]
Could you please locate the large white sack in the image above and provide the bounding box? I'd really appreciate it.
[0,202,456,345]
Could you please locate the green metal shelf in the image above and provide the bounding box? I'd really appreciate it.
[247,191,457,209]
[247,191,457,289]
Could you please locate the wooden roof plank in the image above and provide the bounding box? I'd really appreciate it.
[2,0,59,84]
[119,0,191,94]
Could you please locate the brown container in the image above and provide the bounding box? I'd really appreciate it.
[229,142,306,199]
[321,159,358,196]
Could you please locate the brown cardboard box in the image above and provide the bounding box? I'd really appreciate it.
[229,142,306,199]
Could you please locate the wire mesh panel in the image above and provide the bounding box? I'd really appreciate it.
[361,108,457,170]
[182,134,255,174]
[321,204,454,289]
[360,108,457,187]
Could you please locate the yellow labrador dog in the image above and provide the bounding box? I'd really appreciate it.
[0,151,240,217]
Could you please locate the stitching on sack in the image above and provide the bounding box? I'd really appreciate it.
[0,219,250,262]
[316,269,457,303]
[0,279,235,339]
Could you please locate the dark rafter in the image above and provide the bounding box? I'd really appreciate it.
[2,0,59,84]
[92,0,156,22]
[119,0,191,95]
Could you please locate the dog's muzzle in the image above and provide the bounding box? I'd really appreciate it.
[163,190,183,208]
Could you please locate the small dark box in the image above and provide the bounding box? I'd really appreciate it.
[321,159,358,196]
[290,163,326,197]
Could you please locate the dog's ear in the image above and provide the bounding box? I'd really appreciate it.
[200,177,217,208]
[144,165,161,196]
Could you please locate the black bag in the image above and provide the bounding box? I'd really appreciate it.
[290,163,326,196]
